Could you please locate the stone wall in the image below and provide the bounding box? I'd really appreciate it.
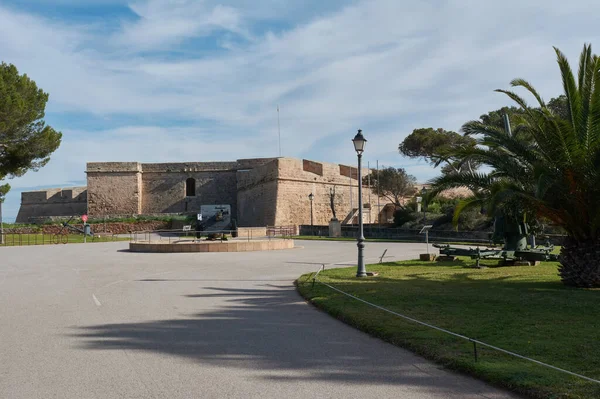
[140,163,238,215]
[18,157,395,227]
[87,162,142,216]
[16,187,88,223]
[273,158,385,226]
[87,160,276,220]
[236,160,279,226]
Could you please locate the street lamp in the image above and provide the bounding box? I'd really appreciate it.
[308,192,314,227]
[421,186,427,224]
[352,129,367,277]
[0,144,6,245]
[0,192,3,245]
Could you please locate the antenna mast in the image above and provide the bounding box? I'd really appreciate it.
[277,105,282,157]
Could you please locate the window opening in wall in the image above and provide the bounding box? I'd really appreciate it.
[186,178,196,197]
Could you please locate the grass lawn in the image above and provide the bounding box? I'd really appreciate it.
[1,234,129,246]
[296,258,599,399]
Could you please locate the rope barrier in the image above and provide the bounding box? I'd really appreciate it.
[311,270,600,385]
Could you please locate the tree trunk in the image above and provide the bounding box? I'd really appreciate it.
[558,238,600,287]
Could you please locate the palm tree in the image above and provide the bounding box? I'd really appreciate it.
[430,44,600,287]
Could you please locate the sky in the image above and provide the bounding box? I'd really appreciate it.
[1,0,600,222]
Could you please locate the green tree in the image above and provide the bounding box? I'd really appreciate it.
[429,44,600,288]
[398,128,478,174]
[366,166,417,207]
[478,106,526,130]
[547,95,569,120]
[478,96,568,130]
[0,63,62,200]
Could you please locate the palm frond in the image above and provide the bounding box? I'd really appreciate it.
[554,46,582,132]
[495,89,529,110]
[578,44,595,150]
[511,78,546,108]
[427,172,494,198]
[587,56,600,151]
[452,197,484,228]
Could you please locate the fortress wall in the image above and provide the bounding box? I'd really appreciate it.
[141,162,238,173]
[17,157,392,226]
[235,157,278,170]
[274,158,384,226]
[86,162,142,216]
[141,170,238,215]
[236,160,279,227]
[16,187,88,223]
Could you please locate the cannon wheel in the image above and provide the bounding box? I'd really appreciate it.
[53,233,69,244]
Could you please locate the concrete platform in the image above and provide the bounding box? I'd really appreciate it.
[129,238,295,252]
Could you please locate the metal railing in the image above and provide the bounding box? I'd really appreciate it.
[131,229,233,243]
[266,225,296,238]
[130,228,294,243]
[0,232,122,246]
[299,225,568,246]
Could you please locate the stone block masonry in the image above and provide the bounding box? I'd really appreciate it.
[16,187,88,223]
[273,158,385,226]
[17,157,392,227]
[87,162,142,216]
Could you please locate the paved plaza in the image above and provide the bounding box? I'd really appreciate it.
[0,240,519,398]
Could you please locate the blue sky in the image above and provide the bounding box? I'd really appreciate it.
[2,0,600,221]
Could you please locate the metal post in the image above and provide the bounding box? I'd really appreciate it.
[357,154,367,277]
[367,161,371,224]
[310,198,314,227]
[0,198,3,245]
[376,160,380,227]
[349,173,353,212]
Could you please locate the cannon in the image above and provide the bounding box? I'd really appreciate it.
[434,215,558,267]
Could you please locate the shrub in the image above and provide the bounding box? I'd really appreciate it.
[393,207,416,227]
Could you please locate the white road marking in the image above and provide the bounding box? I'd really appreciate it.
[100,279,125,289]
[92,294,102,307]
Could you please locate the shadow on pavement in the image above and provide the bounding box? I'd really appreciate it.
[71,285,502,395]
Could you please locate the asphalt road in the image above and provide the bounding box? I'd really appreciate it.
[0,240,520,399]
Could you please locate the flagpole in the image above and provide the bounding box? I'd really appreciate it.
[277,105,281,157]
[377,160,380,227]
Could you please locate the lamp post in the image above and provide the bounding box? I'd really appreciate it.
[352,129,367,277]
[0,196,3,245]
[0,144,6,245]
[421,186,427,224]
[308,192,314,227]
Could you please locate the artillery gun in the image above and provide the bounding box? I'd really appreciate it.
[52,216,93,244]
[433,215,558,267]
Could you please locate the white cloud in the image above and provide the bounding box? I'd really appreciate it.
[118,0,244,49]
[3,0,600,219]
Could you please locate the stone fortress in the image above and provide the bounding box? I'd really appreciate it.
[17,157,395,227]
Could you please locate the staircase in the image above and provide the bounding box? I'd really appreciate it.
[341,208,358,225]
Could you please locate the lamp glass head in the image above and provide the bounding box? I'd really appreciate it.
[352,129,367,154]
